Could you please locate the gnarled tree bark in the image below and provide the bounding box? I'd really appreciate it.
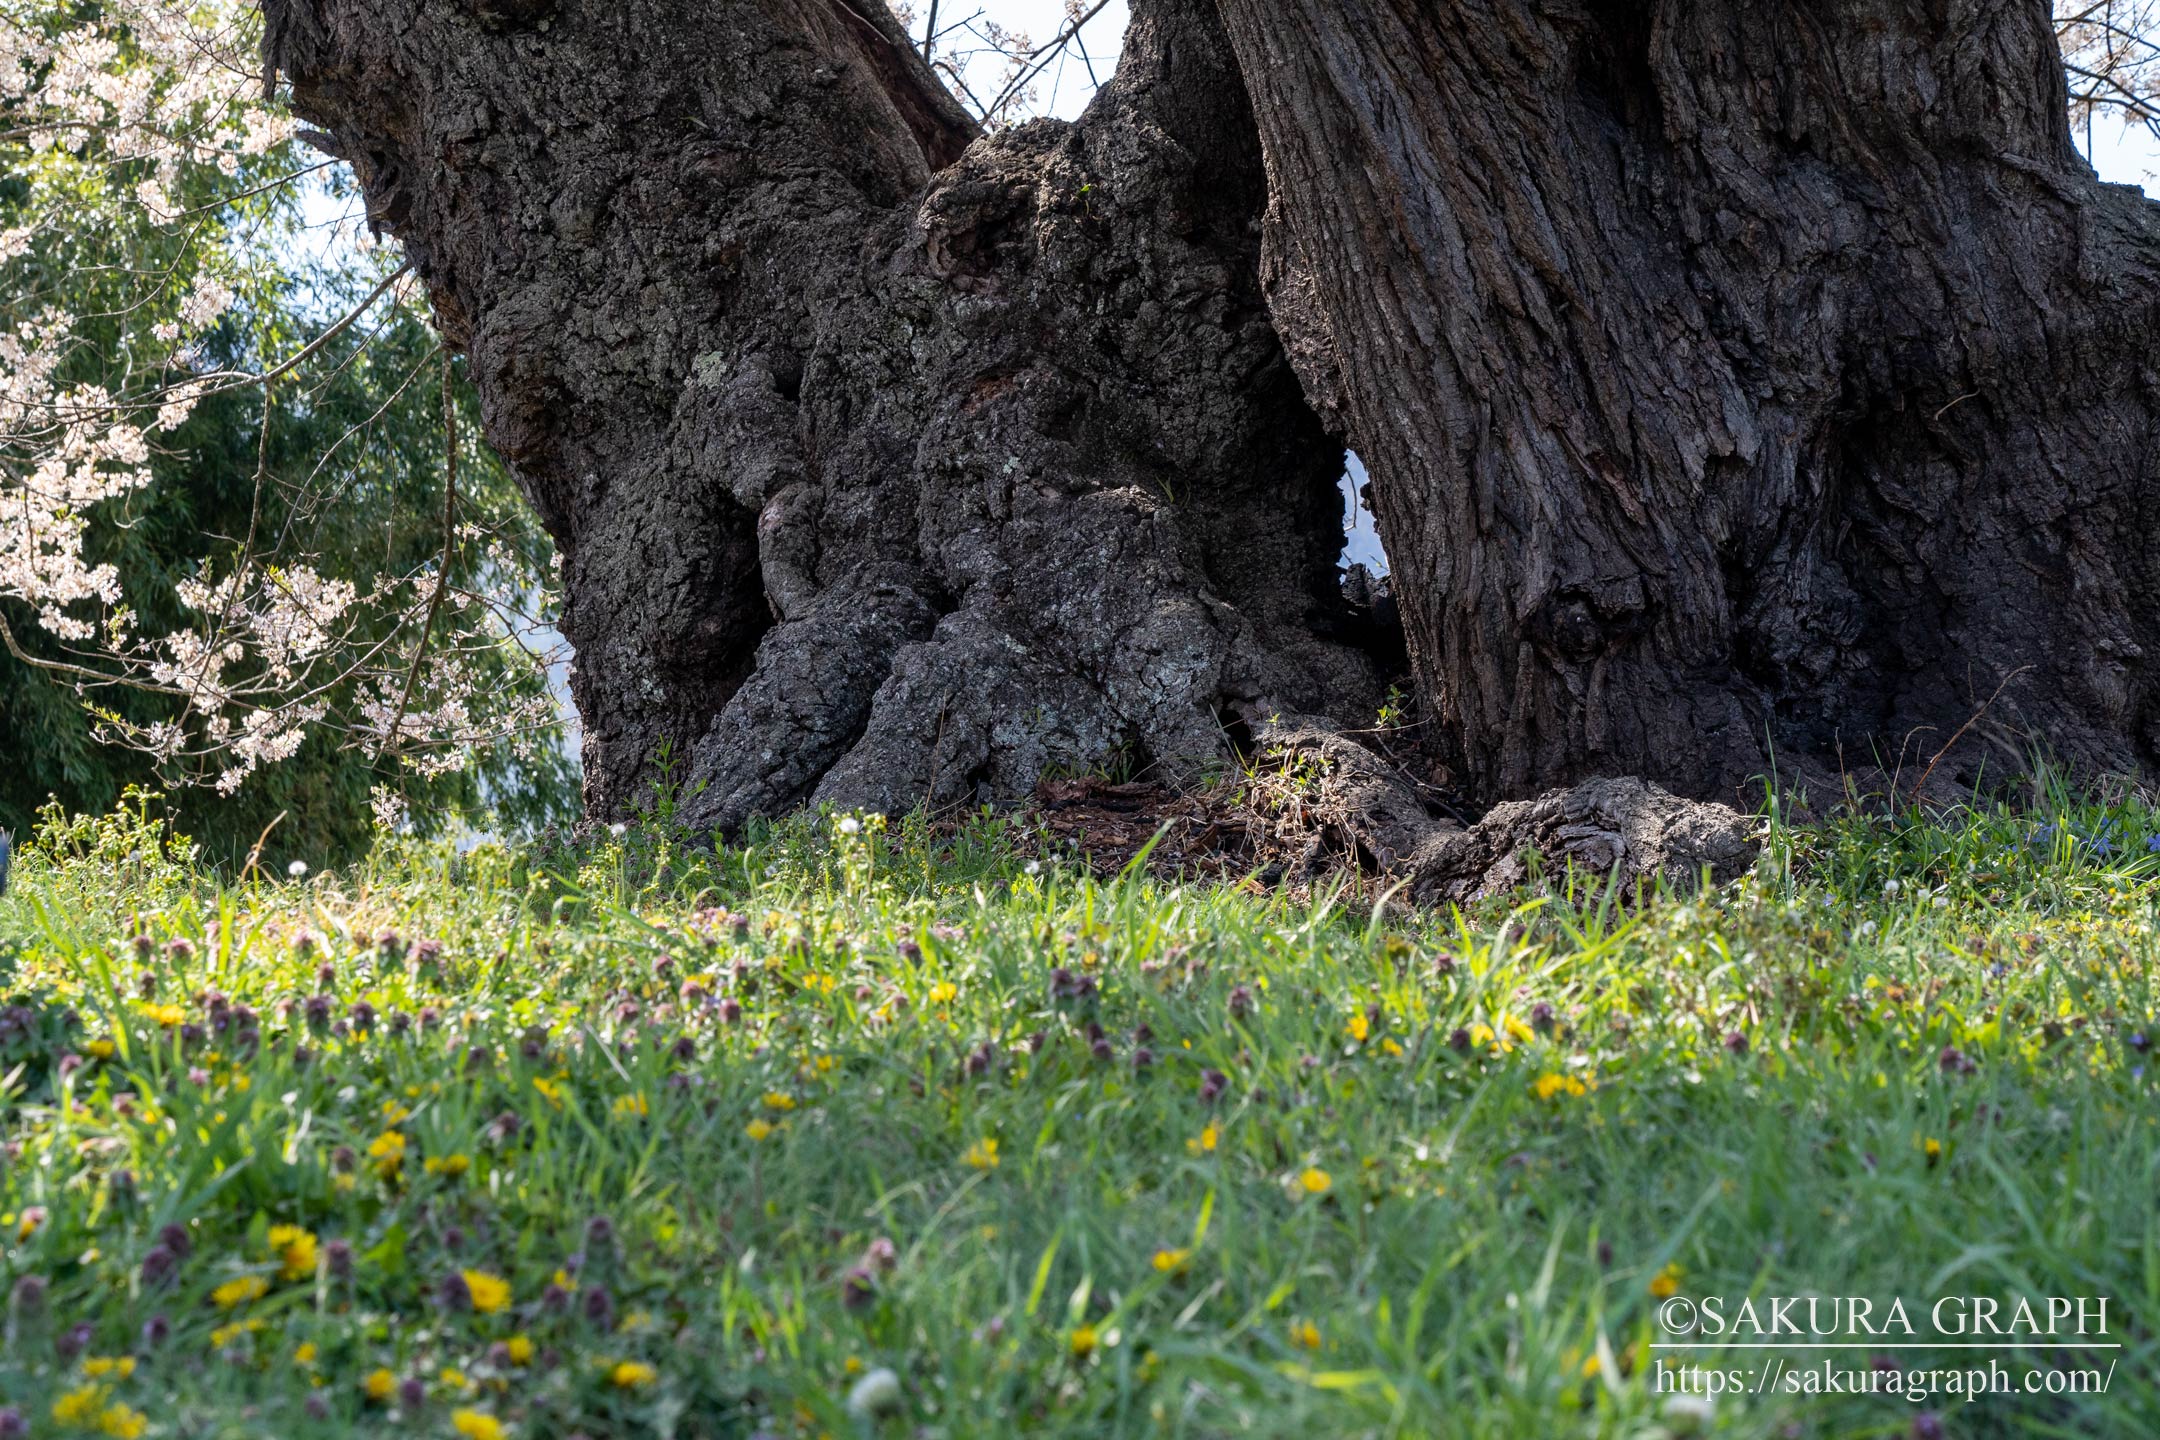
[265,0,2160,835]
[265,0,1387,828]
[1214,0,2160,805]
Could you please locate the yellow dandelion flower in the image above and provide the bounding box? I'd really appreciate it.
[139,1003,186,1027]
[440,1366,469,1389]
[1187,1123,1220,1155]
[609,1360,658,1388]
[1923,1136,1943,1165]
[1381,1038,1405,1057]
[425,1153,473,1178]
[1503,1016,1535,1044]
[612,1093,649,1120]
[1068,1324,1098,1359]
[963,1137,1000,1170]
[211,1274,269,1309]
[52,1386,106,1426]
[363,1368,397,1403]
[505,1335,534,1366]
[552,1269,577,1292]
[452,1411,508,1440]
[87,1039,116,1059]
[1469,1023,1495,1049]
[1298,1167,1332,1196]
[928,981,958,1004]
[1345,1013,1370,1043]
[463,1269,512,1315]
[531,1076,564,1108]
[1150,1247,1191,1275]
[760,1091,796,1111]
[293,1343,318,1367]
[269,1224,318,1280]
[99,1402,148,1440]
[81,1356,135,1380]
[745,1118,774,1141]
[1291,1320,1322,1351]
[1649,1263,1685,1299]
[368,1129,407,1176]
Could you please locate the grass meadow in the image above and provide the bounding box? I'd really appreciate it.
[1,790,2157,1438]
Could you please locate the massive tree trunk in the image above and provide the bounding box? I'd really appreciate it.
[265,0,1386,829]
[1214,0,2160,805]
[265,0,2160,829]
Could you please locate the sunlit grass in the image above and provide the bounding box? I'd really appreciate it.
[1,791,2157,1437]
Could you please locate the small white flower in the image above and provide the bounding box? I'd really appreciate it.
[1883,878,1900,896]
[1662,1392,1716,1433]
[609,822,627,838]
[846,1366,903,1418]
[1024,860,1042,877]
[286,860,308,879]
[837,816,862,836]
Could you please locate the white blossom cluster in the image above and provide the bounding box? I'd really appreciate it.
[1,1,567,800]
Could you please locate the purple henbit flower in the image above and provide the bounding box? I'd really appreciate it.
[1090,1036,1115,1062]
[140,1314,170,1348]
[488,1111,522,1144]
[897,938,923,964]
[389,1010,412,1036]
[671,1034,697,1063]
[0,1408,23,1440]
[331,1146,357,1175]
[443,1225,466,1253]
[180,1024,205,1048]
[437,1271,473,1311]
[56,1053,84,1079]
[2129,1032,2152,1053]
[587,1215,616,1248]
[350,1001,376,1033]
[140,1245,179,1287]
[136,970,158,999]
[1910,1414,1944,1440]
[1938,1045,1978,1076]
[165,937,196,963]
[1132,1046,1155,1073]
[8,1274,45,1315]
[1200,1069,1229,1103]
[1228,985,1254,1020]
[1433,952,1458,977]
[1133,1023,1153,1045]
[158,1221,192,1257]
[1448,1028,1472,1052]
[304,994,332,1030]
[864,1236,898,1273]
[398,1376,426,1410]
[418,1007,442,1031]
[376,929,404,958]
[519,1024,547,1059]
[719,998,743,1025]
[1724,1030,1749,1056]
[652,954,674,979]
[293,930,319,956]
[316,961,337,990]
[541,1281,571,1313]
[326,1238,354,1280]
[132,933,156,960]
[841,1267,876,1311]
[1596,1240,1613,1268]
[1529,1001,1557,1034]
[305,1393,332,1421]
[582,1284,615,1328]
[56,1320,93,1361]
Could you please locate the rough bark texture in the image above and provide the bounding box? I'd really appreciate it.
[266,0,2160,842]
[1214,0,2160,807]
[1411,776,1759,905]
[264,0,1388,827]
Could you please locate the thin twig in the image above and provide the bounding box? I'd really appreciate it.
[379,351,460,758]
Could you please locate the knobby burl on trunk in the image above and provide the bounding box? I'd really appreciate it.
[263,0,1385,833]
[265,0,2160,855]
